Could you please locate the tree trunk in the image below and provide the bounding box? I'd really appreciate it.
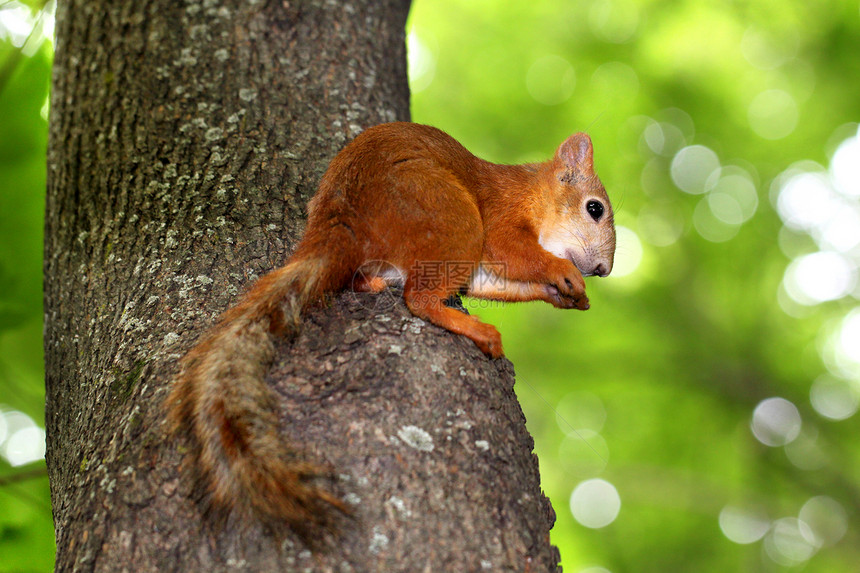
[44,1,560,571]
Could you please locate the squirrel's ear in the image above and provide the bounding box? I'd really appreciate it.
[557,132,594,175]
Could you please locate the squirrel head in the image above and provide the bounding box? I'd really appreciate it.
[538,132,616,277]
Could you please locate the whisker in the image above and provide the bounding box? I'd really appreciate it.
[584,111,606,133]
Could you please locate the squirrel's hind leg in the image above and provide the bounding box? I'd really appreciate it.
[402,281,503,358]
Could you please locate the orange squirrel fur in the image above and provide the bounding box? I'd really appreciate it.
[167,122,616,536]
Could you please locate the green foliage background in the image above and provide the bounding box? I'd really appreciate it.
[2,0,859,571]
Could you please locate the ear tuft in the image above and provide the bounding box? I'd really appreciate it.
[557,132,594,175]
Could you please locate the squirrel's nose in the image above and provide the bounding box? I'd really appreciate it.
[594,263,609,277]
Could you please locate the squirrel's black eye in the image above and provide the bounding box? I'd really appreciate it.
[586,200,604,221]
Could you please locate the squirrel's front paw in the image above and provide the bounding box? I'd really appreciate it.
[544,286,590,310]
[544,259,588,309]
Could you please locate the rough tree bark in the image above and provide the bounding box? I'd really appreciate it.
[45,0,560,571]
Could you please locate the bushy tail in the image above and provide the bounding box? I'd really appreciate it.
[166,249,353,536]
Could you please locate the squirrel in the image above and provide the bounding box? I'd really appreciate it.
[166,122,616,538]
